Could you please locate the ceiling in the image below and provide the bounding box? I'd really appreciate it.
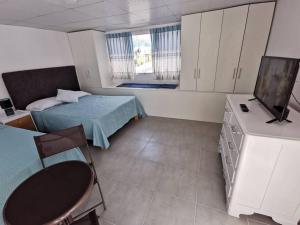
[0,0,266,33]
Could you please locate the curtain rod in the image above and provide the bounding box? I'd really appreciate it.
[105,22,181,35]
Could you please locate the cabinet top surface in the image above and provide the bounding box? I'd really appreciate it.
[227,94,300,141]
[0,110,30,123]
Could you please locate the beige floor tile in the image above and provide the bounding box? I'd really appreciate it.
[99,218,116,225]
[177,145,201,172]
[96,153,136,183]
[199,150,223,175]
[247,213,281,225]
[87,117,228,225]
[138,142,167,163]
[125,158,162,192]
[156,165,198,203]
[196,170,226,211]
[143,192,195,225]
[109,138,148,158]
[195,205,247,225]
[102,181,153,225]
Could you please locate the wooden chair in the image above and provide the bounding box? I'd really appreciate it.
[34,125,106,225]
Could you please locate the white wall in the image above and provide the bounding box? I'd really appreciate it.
[91,87,226,123]
[0,25,74,99]
[266,0,300,111]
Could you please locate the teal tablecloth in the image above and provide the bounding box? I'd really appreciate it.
[0,125,85,225]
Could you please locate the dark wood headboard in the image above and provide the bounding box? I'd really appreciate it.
[2,66,80,110]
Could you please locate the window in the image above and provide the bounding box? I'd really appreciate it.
[132,34,153,74]
[106,24,181,83]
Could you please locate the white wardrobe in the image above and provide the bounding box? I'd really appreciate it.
[68,30,112,91]
[180,2,275,93]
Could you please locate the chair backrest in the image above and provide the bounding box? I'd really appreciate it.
[34,125,88,164]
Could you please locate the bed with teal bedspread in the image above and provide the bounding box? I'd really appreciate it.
[31,95,145,149]
[0,125,85,225]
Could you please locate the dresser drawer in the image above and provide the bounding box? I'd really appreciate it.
[225,101,232,113]
[6,115,36,131]
[220,137,230,181]
[224,101,232,123]
[226,153,235,184]
[229,115,244,150]
[223,124,239,168]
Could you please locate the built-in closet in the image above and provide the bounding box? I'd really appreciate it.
[180,2,275,93]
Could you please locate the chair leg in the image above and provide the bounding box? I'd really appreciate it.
[89,210,100,225]
[95,177,106,210]
[86,147,106,210]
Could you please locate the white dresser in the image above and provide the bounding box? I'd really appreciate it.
[219,94,300,225]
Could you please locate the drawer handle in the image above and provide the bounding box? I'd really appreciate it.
[228,141,234,150]
[225,156,231,165]
[220,132,224,139]
[231,126,239,134]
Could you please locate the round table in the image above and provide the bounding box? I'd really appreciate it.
[3,160,94,225]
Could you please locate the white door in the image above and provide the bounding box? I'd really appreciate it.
[214,5,248,93]
[197,9,223,92]
[234,2,275,94]
[180,13,201,90]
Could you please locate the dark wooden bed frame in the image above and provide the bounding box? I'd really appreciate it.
[2,66,80,110]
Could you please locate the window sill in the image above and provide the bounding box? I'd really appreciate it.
[116,83,178,89]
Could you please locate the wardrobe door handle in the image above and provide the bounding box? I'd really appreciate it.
[194,69,197,79]
[232,68,236,79]
[198,69,201,78]
[238,68,242,79]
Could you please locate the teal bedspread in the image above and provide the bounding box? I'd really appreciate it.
[0,125,85,225]
[32,95,145,149]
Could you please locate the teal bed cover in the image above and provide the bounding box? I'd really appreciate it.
[0,125,85,225]
[31,95,145,149]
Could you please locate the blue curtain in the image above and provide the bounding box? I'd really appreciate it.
[106,32,135,79]
[150,25,181,80]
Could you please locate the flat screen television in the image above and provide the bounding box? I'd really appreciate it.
[254,56,300,122]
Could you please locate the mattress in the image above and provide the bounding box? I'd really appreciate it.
[32,95,145,148]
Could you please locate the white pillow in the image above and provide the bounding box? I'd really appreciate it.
[56,89,91,103]
[76,91,91,98]
[26,97,63,111]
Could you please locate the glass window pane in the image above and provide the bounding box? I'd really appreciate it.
[132,34,153,74]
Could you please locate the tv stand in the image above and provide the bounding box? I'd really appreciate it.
[219,94,300,225]
[266,118,292,124]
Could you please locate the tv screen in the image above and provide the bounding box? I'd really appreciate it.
[254,56,300,121]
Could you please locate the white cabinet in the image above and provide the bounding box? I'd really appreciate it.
[68,30,112,91]
[214,5,248,93]
[234,2,275,93]
[197,10,223,92]
[180,2,275,94]
[180,13,201,90]
[219,94,300,225]
[180,10,223,92]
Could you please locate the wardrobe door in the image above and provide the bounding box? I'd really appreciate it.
[214,5,248,93]
[68,32,102,89]
[68,33,88,88]
[234,2,275,93]
[180,13,201,90]
[197,9,223,92]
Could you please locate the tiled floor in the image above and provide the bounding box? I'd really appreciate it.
[87,116,280,225]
